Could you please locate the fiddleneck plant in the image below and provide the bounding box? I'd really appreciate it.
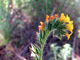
[30,13,74,60]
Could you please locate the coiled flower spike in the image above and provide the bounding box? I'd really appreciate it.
[30,13,74,60]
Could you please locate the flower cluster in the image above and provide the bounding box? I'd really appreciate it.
[59,13,74,40]
[38,13,74,40]
[30,13,74,60]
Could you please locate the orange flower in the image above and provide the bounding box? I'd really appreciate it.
[46,15,49,23]
[40,22,44,31]
[40,22,44,26]
[50,15,54,21]
[55,14,58,18]
[38,26,42,33]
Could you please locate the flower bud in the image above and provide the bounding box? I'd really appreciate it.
[50,15,54,21]
[55,14,58,18]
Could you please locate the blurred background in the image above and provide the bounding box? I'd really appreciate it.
[0,0,80,60]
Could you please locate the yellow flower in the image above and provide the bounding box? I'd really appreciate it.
[46,15,49,23]
[66,24,73,36]
[59,13,71,23]
[69,21,73,24]
[64,15,70,23]
[66,33,71,40]
[50,15,54,21]
[65,21,73,40]
[68,27,72,31]
[70,24,74,30]
[66,22,74,31]
[70,31,73,35]
[59,13,65,21]
[55,14,58,18]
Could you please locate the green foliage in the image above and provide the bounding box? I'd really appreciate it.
[77,17,80,38]
[0,21,11,46]
[0,20,23,47]
[77,17,80,23]
[0,0,31,20]
[50,43,61,60]
[30,0,54,16]
[0,0,26,46]
[29,0,80,21]
[50,43,72,60]
[0,0,80,21]
[59,44,72,60]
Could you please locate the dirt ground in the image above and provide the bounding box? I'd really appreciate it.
[0,12,80,60]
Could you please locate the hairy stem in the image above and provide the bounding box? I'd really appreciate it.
[40,30,54,60]
[54,51,57,60]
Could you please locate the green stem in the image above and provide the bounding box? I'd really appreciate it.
[41,45,44,60]
[54,50,57,60]
[40,36,47,60]
[40,30,54,60]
